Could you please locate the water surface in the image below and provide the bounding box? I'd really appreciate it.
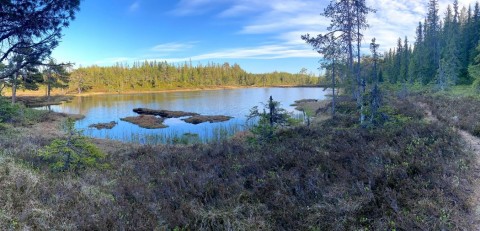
[47,87,330,143]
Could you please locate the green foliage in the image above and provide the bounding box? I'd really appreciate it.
[469,43,480,92]
[43,59,71,97]
[40,118,107,172]
[0,96,49,125]
[383,1,479,89]
[66,62,316,93]
[0,97,19,123]
[0,0,80,80]
[247,96,296,142]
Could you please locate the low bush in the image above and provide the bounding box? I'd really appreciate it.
[0,95,476,230]
[414,94,480,137]
[39,118,107,172]
[247,96,298,142]
[0,97,20,123]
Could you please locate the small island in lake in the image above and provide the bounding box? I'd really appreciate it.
[182,115,233,124]
[88,121,117,130]
[120,115,168,129]
[133,108,199,118]
[131,108,234,126]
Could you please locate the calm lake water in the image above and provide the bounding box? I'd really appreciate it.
[46,87,330,144]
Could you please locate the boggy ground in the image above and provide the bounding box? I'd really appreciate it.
[0,94,478,230]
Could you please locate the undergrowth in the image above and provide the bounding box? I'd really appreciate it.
[0,96,477,230]
[413,93,480,137]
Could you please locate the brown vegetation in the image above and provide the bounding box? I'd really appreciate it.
[182,115,233,124]
[0,95,477,230]
[14,95,74,107]
[293,98,330,115]
[120,115,167,129]
[412,94,480,137]
[133,108,199,118]
[88,121,117,130]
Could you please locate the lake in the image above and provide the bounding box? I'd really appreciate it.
[46,87,330,144]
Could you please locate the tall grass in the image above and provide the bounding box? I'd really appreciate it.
[107,123,245,145]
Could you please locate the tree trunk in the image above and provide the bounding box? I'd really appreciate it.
[332,58,336,118]
[47,82,51,100]
[269,96,274,127]
[11,72,17,104]
[356,3,365,125]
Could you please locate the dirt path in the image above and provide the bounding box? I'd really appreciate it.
[416,101,480,229]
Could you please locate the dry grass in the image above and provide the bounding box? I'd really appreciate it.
[412,94,480,137]
[182,115,233,124]
[133,108,199,118]
[88,121,117,130]
[120,115,167,129]
[14,95,74,107]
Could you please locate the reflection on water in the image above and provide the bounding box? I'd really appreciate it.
[46,87,330,144]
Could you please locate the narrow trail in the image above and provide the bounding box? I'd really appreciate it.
[416,101,480,229]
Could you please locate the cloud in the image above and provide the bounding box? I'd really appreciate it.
[98,0,480,68]
[151,42,197,52]
[170,0,228,16]
[171,0,478,54]
[97,43,318,66]
[186,44,318,60]
[129,1,140,12]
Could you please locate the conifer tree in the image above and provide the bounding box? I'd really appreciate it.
[0,0,80,80]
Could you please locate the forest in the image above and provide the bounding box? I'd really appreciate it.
[1,0,480,230]
[381,1,480,88]
[67,62,317,93]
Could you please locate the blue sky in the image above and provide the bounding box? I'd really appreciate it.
[51,0,478,74]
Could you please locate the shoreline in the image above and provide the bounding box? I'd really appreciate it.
[6,84,323,98]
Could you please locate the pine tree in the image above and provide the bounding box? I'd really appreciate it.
[439,1,461,87]
[43,59,70,98]
[469,43,480,92]
[0,0,80,80]
[424,0,441,84]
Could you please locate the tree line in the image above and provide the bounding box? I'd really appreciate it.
[382,0,480,90]
[67,61,318,94]
[304,0,480,126]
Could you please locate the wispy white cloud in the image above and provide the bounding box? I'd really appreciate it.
[97,44,318,65]
[170,0,227,16]
[172,0,479,54]
[99,0,479,67]
[187,44,319,60]
[129,1,140,12]
[151,42,198,52]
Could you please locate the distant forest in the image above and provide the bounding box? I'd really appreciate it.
[67,62,318,93]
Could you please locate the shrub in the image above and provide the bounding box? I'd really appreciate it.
[247,96,296,142]
[0,97,20,123]
[39,118,107,172]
